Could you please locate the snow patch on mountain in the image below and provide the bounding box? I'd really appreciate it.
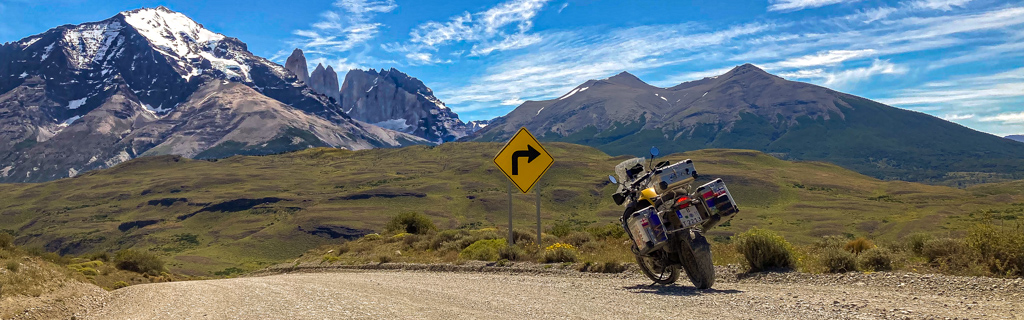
[68,97,88,109]
[559,86,588,100]
[373,119,413,132]
[419,92,449,110]
[41,43,55,61]
[62,20,125,68]
[63,115,82,125]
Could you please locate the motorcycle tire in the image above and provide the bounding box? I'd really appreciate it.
[635,249,680,285]
[678,230,715,289]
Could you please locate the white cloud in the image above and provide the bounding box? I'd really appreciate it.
[776,60,906,89]
[980,112,1024,124]
[910,0,972,11]
[293,0,397,53]
[440,22,769,108]
[943,114,975,120]
[557,2,569,13]
[767,0,859,12]
[653,66,737,87]
[844,6,897,23]
[824,60,907,87]
[501,98,525,105]
[306,56,363,73]
[470,33,542,56]
[386,0,551,62]
[882,67,1024,106]
[771,49,877,68]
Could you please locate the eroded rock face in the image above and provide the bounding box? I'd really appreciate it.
[285,48,309,84]
[309,63,340,103]
[339,68,468,143]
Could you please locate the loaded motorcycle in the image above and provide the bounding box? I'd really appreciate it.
[609,147,739,289]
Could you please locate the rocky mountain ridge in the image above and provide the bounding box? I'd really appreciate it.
[469,64,1024,184]
[281,49,470,143]
[0,6,426,182]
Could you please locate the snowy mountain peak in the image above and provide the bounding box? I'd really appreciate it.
[119,7,250,82]
[121,7,225,56]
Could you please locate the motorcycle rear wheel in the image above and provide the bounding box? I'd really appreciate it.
[678,230,715,289]
[635,250,679,285]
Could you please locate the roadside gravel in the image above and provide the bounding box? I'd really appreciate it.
[83,263,1024,319]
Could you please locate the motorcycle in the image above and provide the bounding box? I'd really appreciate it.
[609,147,739,289]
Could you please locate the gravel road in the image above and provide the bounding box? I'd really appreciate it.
[84,267,1023,319]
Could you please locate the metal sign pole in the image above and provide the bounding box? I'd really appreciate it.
[536,181,541,249]
[508,179,514,246]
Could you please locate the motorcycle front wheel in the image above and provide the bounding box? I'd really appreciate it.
[635,249,679,285]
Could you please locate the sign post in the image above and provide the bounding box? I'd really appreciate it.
[493,127,554,247]
[536,181,541,248]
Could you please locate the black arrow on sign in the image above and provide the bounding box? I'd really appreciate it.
[511,145,541,175]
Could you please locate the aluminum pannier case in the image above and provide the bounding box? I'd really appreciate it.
[694,178,739,230]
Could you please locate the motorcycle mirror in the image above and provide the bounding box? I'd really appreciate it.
[650,146,660,158]
[608,175,617,184]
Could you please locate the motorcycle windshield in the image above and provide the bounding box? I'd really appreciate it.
[614,157,646,184]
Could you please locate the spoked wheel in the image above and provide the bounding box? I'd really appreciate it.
[635,248,680,285]
[677,230,715,289]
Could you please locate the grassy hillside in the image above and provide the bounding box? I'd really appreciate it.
[0,142,1021,276]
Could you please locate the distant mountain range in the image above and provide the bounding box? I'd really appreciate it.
[1006,135,1024,143]
[468,64,1024,185]
[0,7,463,182]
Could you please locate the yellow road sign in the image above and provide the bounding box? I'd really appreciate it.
[493,127,554,193]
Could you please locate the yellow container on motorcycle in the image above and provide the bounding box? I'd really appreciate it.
[638,187,659,207]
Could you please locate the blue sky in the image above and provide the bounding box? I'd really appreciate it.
[2,0,1022,136]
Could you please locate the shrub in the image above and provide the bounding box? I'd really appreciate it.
[321,255,342,264]
[430,229,468,250]
[922,238,980,274]
[587,222,626,240]
[821,246,857,273]
[498,244,527,261]
[459,239,507,261]
[6,260,19,272]
[26,247,71,265]
[112,281,130,289]
[78,267,99,276]
[562,231,593,247]
[734,228,795,272]
[87,252,112,262]
[814,235,847,250]
[0,232,13,249]
[377,254,393,264]
[540,234,559,247]
[362,233,382,241]
[844,237,875,255]
[967,223,1024,277]
[858,248,893,272]
[906,233,932,256]
[385,212,436,235]
[512,229,536,244]
[542,243,578,263]
[114,250,166,276]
